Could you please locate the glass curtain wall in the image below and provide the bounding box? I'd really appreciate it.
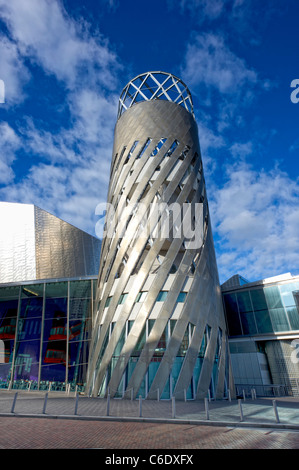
[223,281,299,337]
[98,318,208,400]
[0,278,94,391]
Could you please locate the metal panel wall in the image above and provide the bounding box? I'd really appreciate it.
[0,203,36,283]
[34,206,101,279]
[0,202,101,283]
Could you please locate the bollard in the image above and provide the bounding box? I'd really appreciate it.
[238,399,244,422]
[43,392,48,414]
[48,381,52,392]
[157,389,160,402]
[251,389,254,400]
[204,398,209,420]
[28,380,32,392]
[74,392,79,415]
[131,388,134,401]
[106,393,110,416]
[11,392,18,414]
[172,396,176,418]
[184,389,187,402]
[242,389,246,401]
[208,389,211,402]
[139,395,142,417]
[228,389,231,402]
[272,400,280,423]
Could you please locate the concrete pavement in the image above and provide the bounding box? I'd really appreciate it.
[0,390,299,449]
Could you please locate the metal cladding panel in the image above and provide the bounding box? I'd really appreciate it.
[0,202,36,283]
[34,206,101,279]
[87,75,234,399]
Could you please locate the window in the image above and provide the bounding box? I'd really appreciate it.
[223,293,242,336]
[250,289,268,311]
[156,291,168,302]
[135,291,147,303]
[150,138,167,156]
[136,138,152,159]
[177,292,187,303]
[236,291,252,313]
[118,293,128,305]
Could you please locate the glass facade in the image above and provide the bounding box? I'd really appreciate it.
[0,277,95,391]
[223,280,299,337]
[97,318,213,400]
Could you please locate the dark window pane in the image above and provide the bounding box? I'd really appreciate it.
[44,298,67,319]
[69,298,91,320]
[21,284,44,298]
[0,286,20,300]
[14,339,41,382]
[250,289,268,311]
[70,280,91,299]
[255,309,273,334]
[0,300,18,367]
[240,311,257,335]
[45,282,68,299]
[156,291,168,302]
[20,297,43,319]
[69,340,90,369]
[17,317,42,341]
[69,319,90,342]
[223,294,242,336]
[236,291,252,313]
[40,363,66,383]
[177,292,187,303]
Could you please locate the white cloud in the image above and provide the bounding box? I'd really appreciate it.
[182,33,258,96]
[0,0,120,90]
[168,0,228,20]
[210,162,299,282]
[0,36,30,105]
[229,141,253,160]
[0,0,123,236]
[0,122,21,184]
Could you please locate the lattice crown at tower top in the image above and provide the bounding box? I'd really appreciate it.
[117,71,194,120]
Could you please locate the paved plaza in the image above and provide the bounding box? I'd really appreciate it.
[0,390,299,449]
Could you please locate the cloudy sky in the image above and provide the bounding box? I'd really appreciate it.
[0,0,298,284]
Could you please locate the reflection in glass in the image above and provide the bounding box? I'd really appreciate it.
[240,311,257,335]
[20,297,43,319]
[254,309,273,334]
[14,340,40,382]
[0,299,18,386]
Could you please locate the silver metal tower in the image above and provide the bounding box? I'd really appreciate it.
[87,72,234,400]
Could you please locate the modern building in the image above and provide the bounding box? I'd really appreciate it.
[1,73,297,401]
[0,201,101,391]
[0,276,97,391]
[86,71,235,400]
[0,202,101,283]
[222,272,299,396]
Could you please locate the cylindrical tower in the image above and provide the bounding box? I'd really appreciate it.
[87,72,234,400]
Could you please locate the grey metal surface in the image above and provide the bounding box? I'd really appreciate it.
[87,72,234,400]
[0,202,101,283]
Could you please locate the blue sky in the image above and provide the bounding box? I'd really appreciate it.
[0,0,298,284]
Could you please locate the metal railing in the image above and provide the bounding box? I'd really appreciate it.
[235,383,294,398]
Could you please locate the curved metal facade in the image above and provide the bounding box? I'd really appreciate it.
[87,72,234,400]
